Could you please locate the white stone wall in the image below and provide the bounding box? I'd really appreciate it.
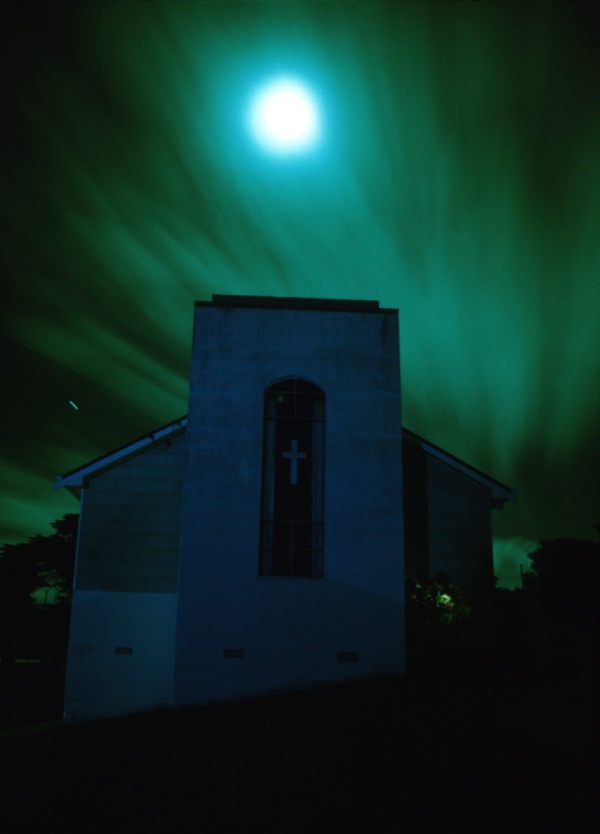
[74,431,187,594]
[63,431,186,721]
[63,590,177,723]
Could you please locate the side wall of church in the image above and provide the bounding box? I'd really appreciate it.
[63,591,177,723]
[72,431,187,594]
[174,304,405,707]
[425,456,494,595]
[402,439,430,582]
[63,432,186,722]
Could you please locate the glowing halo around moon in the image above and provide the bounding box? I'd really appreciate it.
[247,77,321,155]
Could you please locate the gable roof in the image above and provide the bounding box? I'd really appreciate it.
[55,416,517,508]
[402,428,518,507]
[55,416,188,498]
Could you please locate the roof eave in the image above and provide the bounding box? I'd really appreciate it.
[54,418,188,490]
[403,428,517,505]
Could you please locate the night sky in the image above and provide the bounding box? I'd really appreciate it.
[2,1,599,589]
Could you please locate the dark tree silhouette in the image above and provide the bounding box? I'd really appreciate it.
[515,537,600,681]
[0,513,78,608]
[522,536,599,617]
[404,572,475,672]
[0,514,79,724]
[0,513,78,661]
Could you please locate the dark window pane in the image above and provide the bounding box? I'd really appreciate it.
[271,550,292,577]
[295,379,322,395]
[268,380,296,394]
[272,521,292,548]
[268,393,294,419]
[293,551,313,578]
[292,521,313,549]
[294,394,318,419]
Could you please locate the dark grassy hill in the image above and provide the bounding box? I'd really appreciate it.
[2,584,598,833]
[1,653,597,834]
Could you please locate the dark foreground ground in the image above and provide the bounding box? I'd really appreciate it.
[0,643,597,834]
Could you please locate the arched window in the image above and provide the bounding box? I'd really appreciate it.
[259,378,324,578]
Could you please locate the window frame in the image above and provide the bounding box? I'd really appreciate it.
[259,378,325,579]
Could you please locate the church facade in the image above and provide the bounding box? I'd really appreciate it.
[56,296,516,723]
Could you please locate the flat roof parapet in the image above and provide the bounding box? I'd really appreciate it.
[196,296,396,314]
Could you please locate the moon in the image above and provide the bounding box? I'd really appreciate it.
[248,77,321,155]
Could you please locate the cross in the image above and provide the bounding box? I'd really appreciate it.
[281,439,307,485]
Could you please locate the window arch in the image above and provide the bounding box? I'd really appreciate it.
[259,378,324,578]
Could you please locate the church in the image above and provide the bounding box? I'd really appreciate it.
[56,296,516,723]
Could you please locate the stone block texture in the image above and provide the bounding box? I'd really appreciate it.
[75,432,187,593]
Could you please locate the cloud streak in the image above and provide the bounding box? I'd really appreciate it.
[2,2,598,560]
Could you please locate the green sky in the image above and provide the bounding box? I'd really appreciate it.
[2,1,599,588]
